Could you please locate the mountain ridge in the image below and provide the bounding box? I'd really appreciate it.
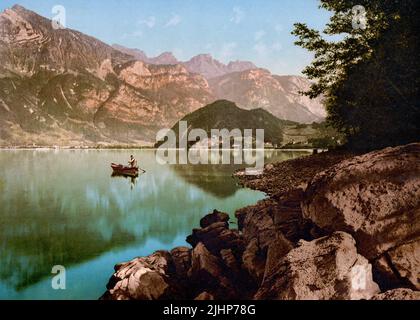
[0,5,326,146]
[0,5,214,146]
[112,45,325,123]
[112,44,257,79]
[156,100,295,148]
[209,69,326,123]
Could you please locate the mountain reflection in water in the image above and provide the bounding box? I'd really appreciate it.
[0,149,308,299]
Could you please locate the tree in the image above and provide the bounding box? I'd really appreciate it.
[292,0,419,149]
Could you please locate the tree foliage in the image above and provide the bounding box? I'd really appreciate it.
[292,0,419,149]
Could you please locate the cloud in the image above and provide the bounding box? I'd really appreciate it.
[138,16,156,28]
[220,42,237,61]
[254,30,266,41]
[165,14,181,27]
[230,6,245,24]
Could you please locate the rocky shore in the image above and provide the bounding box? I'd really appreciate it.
[101,143,420,300]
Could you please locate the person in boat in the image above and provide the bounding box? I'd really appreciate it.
[128,155,137,168]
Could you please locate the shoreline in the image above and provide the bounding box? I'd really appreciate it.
[101,143,420,300]
[0,146,320,152]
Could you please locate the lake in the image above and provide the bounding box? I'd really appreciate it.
[0,149,309,300]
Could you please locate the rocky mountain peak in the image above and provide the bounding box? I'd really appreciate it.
[209,69,326,123]
[112,44,149,62]
[0,5,214,146]
[2,4,47,27]
[0,5,327,146]
[189,53,216,62]
[111,44,258,80]
[227,60,257,72]
[0,5,132,75]
[150,51,179,65]
[11,4,27,11]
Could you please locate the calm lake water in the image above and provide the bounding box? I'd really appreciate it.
[0,149,309,300]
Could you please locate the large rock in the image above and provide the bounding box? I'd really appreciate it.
[186,221,245,258]
[236,200,277,251]
[188,243,223,281]
[262,234,293,283]
[255,232,380,300]
[371,288,420,300]
[374,239,419,290]
[302,143,420,260]
[241,239,267,283]
[241,234,293,285]
[272,188,323,242]
[236,189,320,248]
[194,291,215,300]
[188,242,236,298]
[170,247,192,279]
[200,210,229,228]
[220,248,240,273]
[102,251,179,300]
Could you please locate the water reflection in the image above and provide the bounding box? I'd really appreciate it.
[170,149,310,198]
[111,172,140,190]
[0,150,272,298]
[172,163,240,198]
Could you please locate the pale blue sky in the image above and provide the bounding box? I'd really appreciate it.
[0,0,332,75]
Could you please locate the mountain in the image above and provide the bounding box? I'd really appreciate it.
[111,44,149,62]
[183,54,256,79]
[112,45,179,65]
[112,45,256,79]
[161,100,341,149]
[208,69,326,123]
[111,46,178,65]
[0,5,326,147]
[227,60,257,73]
[0,5,214,146]
[149,52,179,65]
[111,45,325,124]
[157,100,295,147]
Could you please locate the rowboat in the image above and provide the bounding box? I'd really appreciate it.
[111,163,139,177]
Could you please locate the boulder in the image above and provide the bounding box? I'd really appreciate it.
[194,291,215,300]
[242,239,266,283]
[186,221,245,257]
[220,248,240,273]
[102,251,177,300]
[373,255,403,290]
[188,242,223,282]
[386,240,420,290]
[302,143,420,260]
[188,242,236,298]
[255,232,380,300]
[236,189,319,248]
[200,210,229,228]
[272,188,322,242]
[374,239,419,290]
[170,247,192,279]
[371,288,420,300]
[262,233,293,283]
[236,200,277,251]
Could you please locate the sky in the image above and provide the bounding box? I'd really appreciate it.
[0,0,332,75]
